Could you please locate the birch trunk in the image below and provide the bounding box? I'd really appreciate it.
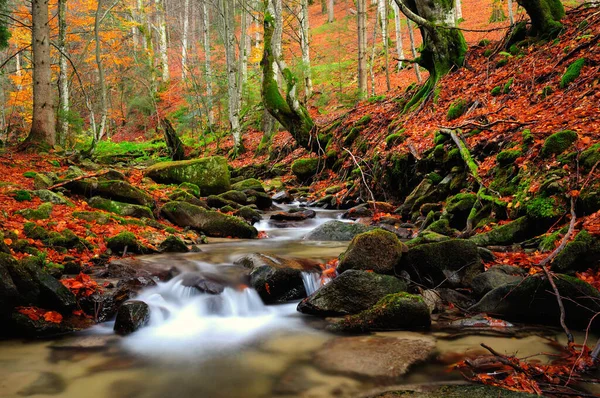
[220,0,243,153]
[181,0,189,79]
[507,0,514,25]
[238,3,249,108]
[156,0,169,82]
[327,0,334,22]
[455,0,462,21]
[26,0,56,148]
[369,10,379,96]
[300,0,313,98]
[391,0,404,70]
[357,0,368,98]
[378,0,390,91]
[58,0,69,146]
[94,0,108,145]
[202,0,215,127]
[406,19,421,82]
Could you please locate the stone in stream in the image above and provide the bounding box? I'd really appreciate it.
[470,274,600,328]
[144,156,231,196]
[314,335,435,379]
[113,300,151,335]
[272,190,293,203]
[304,220,375,241]
[243,189,273,210]
[270,208,316,221]
[369,384,538,398]
[231,178,265,193]
[180,273,225,295]
[158,235,190,253]
[337,229,407,274]
[234,206,262,224]
[396,239,483,288]
[235,253,321,304]
[471,265,526,298]
[329,293,431,332]
[297,269,407,316]
[160,201,258,239]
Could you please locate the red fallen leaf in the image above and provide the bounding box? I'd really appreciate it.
[3,238,12,245]
[43,311,63,324]
[258,231,268,239]
[17,306,42,321]
[62,273,101,298]
[265,283,271,294]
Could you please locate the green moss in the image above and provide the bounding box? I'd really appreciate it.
[433,131,449,145]
[509,44,520,55]
[522,129,534,146]
[446,99,467,121]
[496,149,522,165]
[178,182,201,197]
[496,58,509,68]
[525,196,564,221]
[478,39,491,46]
[542,130,577,157]
[541,85,554,99]
[385,133,404,148]
[470,216,532,246]
[490,86,502,96]
[11,190,32,202]
[483,49,493,57]
[23,222,50,241]
[426,218,456,236]
[580,143,600,171]
[343,127,361,146]
[446,148,461,163]
[23,171,37,178]
[17,203,53,220]
[291,158,320,180]
[106,231,146,254]
[427,172,443,185]
[560,58,585,88]
[355,114,372,126]
[503,77,515,94]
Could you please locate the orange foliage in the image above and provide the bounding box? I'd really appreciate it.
[17,306,63,324]
[61,273,101,298]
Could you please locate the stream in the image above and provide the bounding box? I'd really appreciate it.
[0,205,597,397]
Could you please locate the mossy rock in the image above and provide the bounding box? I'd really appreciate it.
[46,229,85,250]
[470,216,532,246]
[444,193,477,229]
[158,235,190,253]
[218,190,248,205]
[338,229,407,275]
[10,190,32,202]
[330,293,431,332]
[17,203,53,220]
[560,58,585,88]
[496,149,522,165]
[33,173,54,190]
[343,127,361,146]
[88,196,154,219]
[490,86,502,96]
[106,231,150,255]
[145,156,231,195]
[206,195,240,210]
[580,143,600,171]
[178,182,201,197]
[231,178,265,193]
[234,206,262,224]
[291,158,320,181]
[160,201,257,239]
[541,130,577,157]
[425,218,457,236]
[525,196,564,223]
[385,133,404,148]
[446,99,467,121]
[72,211,112,225]
[470,274,600,329]
[23,222,50,241]
[397,239,483,287]
[551,230,600,273]
[32,190,72,206]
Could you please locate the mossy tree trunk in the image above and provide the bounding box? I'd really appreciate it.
[516,0,564,37]
[393,0,467,111]
[162,118,185,161]
[261,4,319,153]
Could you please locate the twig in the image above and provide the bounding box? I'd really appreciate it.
[48,170,110,190]
[480,343,529,374]
[441,119,536,130]
[343,147,377,210]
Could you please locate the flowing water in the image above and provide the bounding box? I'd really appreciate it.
[0,205,597,397]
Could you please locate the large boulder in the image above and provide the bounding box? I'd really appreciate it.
[32,190,72,205]
[160,201,257,239]
[63,179,154,208]
[470,274,600,328]
[551,230,600,273]
[297,270,407,316]
[330,293,431,332]
[231,178,265,193]
[471,265,526,298]
[291,158,320,181]
[145,156,230,195]
[304,220,374,241]
[396,239,483,287]
[113,300,150,335]
[88,196,154,219]
[314,335,435,379]
[469,216,532,246]
[338,229,406,274]
[270,209,316,221]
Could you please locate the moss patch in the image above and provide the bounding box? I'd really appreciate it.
[560,58,585,88]
[542,130,577,157]
[446,99,467,121]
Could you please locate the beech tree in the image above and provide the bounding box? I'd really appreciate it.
[517,0,564,37]
[356,0,367,98]
[57,0,69,146]
[24,0,56,148]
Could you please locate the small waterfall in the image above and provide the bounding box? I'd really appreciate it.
[301,271,334,295]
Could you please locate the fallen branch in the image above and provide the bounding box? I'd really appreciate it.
[48,170,110,190]
[440,119,536,131]
[440,128,487,190]
[343,147,377,210]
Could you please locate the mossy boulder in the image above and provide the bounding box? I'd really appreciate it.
[33,173,54,190]
[297,269,407,316]
[106,231,150,255]
[160,201,257,239]
[496,149,522,166]
[446,99,467,121]
[560,58,585,88]
[243,189,273,210]
[396,239,483,287]
[445,193,477,229]
[113,300,150,335]
[470,274,600,328]
[206,195,240,210]
[580,143,600,171]
[23,222,51,241]
[249,266,311,304]
[145,156,231,195]
[234,206,262,224]
[424,218,457,236]
[541,130,577,157]
[46,229,86,250]
[88,196,154,219]
[470,216,532,246]
[231,178,265,193]
[330,293,431,332]
[291,158,320,181]
[72,211,112,225]
[219,190,248,205]
[32,190,71,205]
[471,265,526,298]
[551,230,600,273]
[178,182,201,197]
[525,196,564,223]
[304,220,374,241]
[158,235,190,253]
[168,189,208,207]
[338,229,406,274]
[17,203,53,220]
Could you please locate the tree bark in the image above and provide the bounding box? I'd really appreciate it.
[300,0,313,98]
[202,0,215,127]
[517,0,564,37]
[455,0,462,21]
[261,7,317,152]
[57,0,69,146]
[392,0,405,71]
[378,0,390,91]
[162,118,185,160]
[181,0,189,79]
[357,0,368,99]
[156,0,169,82]
[25,0,56,149]
[327,0,334,22]
[369,10,380,96]
[407,19,422,82]
[94,0,108,146]
[261,0,282,145]
[507,0,515,25]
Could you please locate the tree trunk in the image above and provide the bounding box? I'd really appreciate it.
[321,0,326,14]
[57,0,69,146]
[261,0,282,145]
[300,0,313,98]
[407,19,422,82]
[327,0,334,22]
[393,0,466,110]
[357,0,368,99]
[181,0,189,79]
[202,0,215,127]
[378,0,390,91]
[369,10,380,96]
[392,0,405,71]
[455,0,462,21]
[94,0,108,146]
[156,0,169,82]
[507,0,515,25]
[517,0,564,37]
[239,2,249,109]
[25,0,56,149]
[261,7,317,152]
[162,118,185,160]
[220,0,243,153]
